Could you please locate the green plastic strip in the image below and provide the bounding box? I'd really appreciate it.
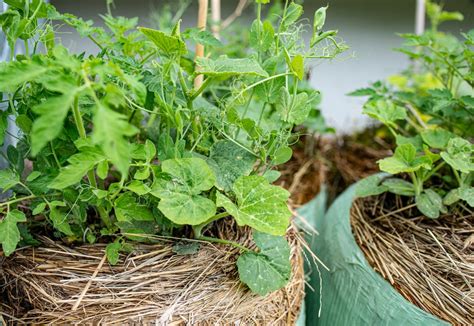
[299,182,448,326]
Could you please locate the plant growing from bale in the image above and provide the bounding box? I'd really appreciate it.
[0,0,344,295]
[352,1,473,219]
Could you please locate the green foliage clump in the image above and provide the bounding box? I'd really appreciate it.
[352,1,473,219]
[0,0,343,294]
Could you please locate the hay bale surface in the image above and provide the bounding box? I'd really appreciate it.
[1,224,304,325]
[352,196,474,325]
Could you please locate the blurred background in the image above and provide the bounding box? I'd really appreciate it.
[1,0,474,133]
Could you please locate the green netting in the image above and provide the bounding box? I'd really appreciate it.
[298,182,447,326]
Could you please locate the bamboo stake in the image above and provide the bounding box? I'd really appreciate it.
[194,0,209,89]
[211,0,221,39]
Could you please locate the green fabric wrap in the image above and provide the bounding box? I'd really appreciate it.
[298,183,448,326]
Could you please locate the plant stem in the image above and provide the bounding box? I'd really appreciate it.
[410,172,422,196]
[197,235,250,252]
[0,195,36,207]
[193,212,229,238]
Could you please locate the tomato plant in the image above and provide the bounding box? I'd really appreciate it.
[353,0,473,219]
[0,0,344,294]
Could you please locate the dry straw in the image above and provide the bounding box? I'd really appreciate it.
[1,222,304,325]
[352,196,474,325]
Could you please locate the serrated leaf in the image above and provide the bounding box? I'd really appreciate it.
[355,174,388,197]
[31,93,76,155]
[382,178,415,196]
[196,56,268,78]
[93,103,138,176]
[106,241,121,265]
[440,137,474,173]
[363,99,407,128]
[216,175,290,235]
[151,158,216,225]
[0,209,26,256]
[49,147,105,189]
[416,189,445,219]
[237,231,291,295]
[139,27,187,56]
[276,87,310,124]
[421,128,454,149]
[208,140,256,192]
[378,144,432,174]
[0,169,19,193]
[0,60,47,91]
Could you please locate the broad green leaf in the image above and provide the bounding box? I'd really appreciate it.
[263,170,281,183]
[396,135,423,152]
[114,193,154,222]
[49,147,105,189]
[31,93,76,155]
[32,202,47,215]
[0,209,26,256]
[208,140,256,192]
[0,60,47,91]
[443,188,460,206]
[281,2,303,30]
[183,28,223,47]
[363,100,407,128]
[237,231,291,295]
[96,160,109,180]
[416,189,445,219]
[196,56,268,78]
[48,201,74,236]
[139,27,187,56]
[378,144,432,174]
[126,180,151,196]
[276,87,310,124]
[355,174,388,197]
[272,146,292,165]
[459,187,474,207]
[26,171,41,182]
[216,175,290,235]
[106,241,121,265]
[0,169,19,193]
[290,55,304,80]
[421,128,454,149]
[440,137,474,173]
[144,139,156,161]
[93,103,138,176]
[151,158,216,225]
[250,20,274,52]
[382,178,415,196]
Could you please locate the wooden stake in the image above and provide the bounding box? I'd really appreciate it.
[211,0,221,39]
[194,0,209,89]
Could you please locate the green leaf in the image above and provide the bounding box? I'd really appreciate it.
[139,27,187,56]
[0,209,26,256]
[216,175,290,235]
[26,171,41,182]
[93,103,138,176]
[459,187,474,207]
[272,146,293,165]
[48,201,74,236]
[96,160,109,180]
[172,241,200,255]
[276,87,310,124]
[0,60,47,91]
[443,188,460,206]
[0,111,7,146]
[416,189,445,219]
[440,137,474,173]
[382,178,415,196]
[363,100,407,128]
[250,20,274,52]
[355,174,388,197]
[208,140,256,192]
[49,147,105,189]
[396,135,423,152]
[151,158,216,225]
[290,55,304,80]
[32,202,47,215]
[378,144,432,174]
[237,231,291,295]
[281,2,303,30]
[106,241,121,265]
[126,180,151,196]
[31,93,76,155]
[114,193,154,222]
[421,128,454,149]
[196,56,268,78]
[0,169,19,193]
[313,6,328,33]
[263,170,281,183]
[183,28,223,47]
